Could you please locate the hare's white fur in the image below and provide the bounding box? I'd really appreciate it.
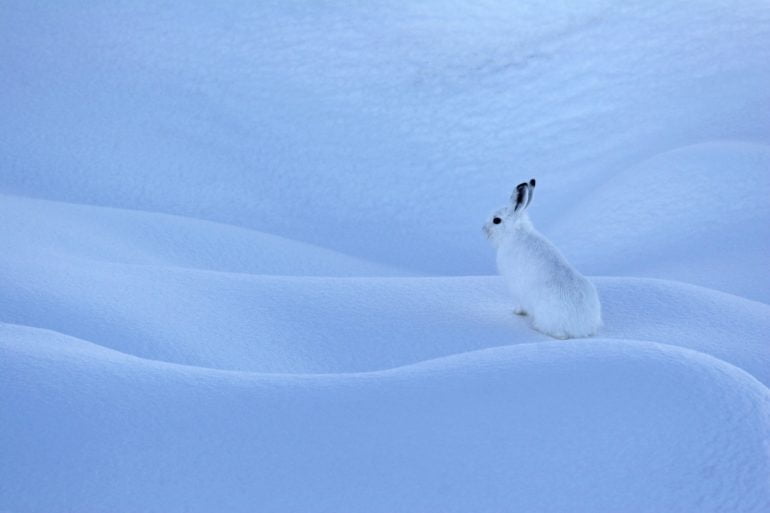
[484,181,601,339]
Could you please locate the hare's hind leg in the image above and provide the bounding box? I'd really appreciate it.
[529,316,571,339]
[532,325,570,340]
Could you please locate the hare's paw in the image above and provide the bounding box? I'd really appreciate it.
[529,319,571,340]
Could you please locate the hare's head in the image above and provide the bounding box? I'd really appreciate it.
[483,178,536,247]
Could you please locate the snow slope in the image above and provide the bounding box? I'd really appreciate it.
[550,141,770,303]
[3,224,770,379]
[2,327,769,513]
[2,0,769,274]
[0,193,404,277]
[1,0,769,512]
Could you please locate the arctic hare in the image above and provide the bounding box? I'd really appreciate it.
[483,179,601,339]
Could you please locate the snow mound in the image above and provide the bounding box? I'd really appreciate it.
[0,194,402,276]
[3,235,769,383]
[2,0,768,273]
[597,277,770,385]
[550,141,770,302]
[2,195,768,380]
[1,326,768,513]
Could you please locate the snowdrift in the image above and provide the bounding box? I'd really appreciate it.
[550,141,770,303]
[3,215,770,379]
[2,327,769,513]
[1,0,769,512]
[2,0,769,275]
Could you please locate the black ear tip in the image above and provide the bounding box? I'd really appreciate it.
[516,182,527,190]
[529,178,536,187]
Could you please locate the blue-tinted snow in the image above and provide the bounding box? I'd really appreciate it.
[1,1,769,512]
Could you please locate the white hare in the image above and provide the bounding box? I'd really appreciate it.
[483,179,601,339]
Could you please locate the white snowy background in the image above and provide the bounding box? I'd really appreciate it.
[1,1,769,512]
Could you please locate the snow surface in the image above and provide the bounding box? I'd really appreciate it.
[1,0,770,512]
[3,328,769,513]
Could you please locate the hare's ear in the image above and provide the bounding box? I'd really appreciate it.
[525,178,536,208]
[512,182,530,212]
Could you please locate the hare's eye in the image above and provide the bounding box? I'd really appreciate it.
[493,217,502,224]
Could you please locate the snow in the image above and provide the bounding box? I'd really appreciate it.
[550,141,770,303]
[1,0,770,511]
[2,327,769,513]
